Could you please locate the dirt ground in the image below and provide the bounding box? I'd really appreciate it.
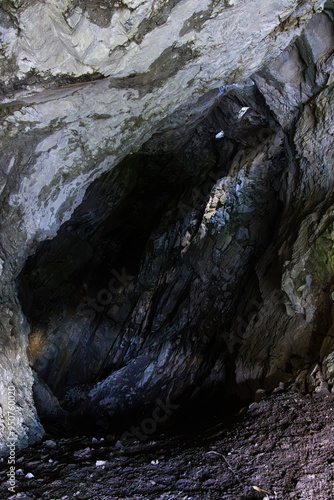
[1,389,334,500]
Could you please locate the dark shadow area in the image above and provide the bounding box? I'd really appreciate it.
[18,153,191,327]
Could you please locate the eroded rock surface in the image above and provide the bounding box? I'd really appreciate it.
[0,0,333,457]
[0,390,334,499]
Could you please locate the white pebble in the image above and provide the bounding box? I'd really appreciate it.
[96,460,106,467]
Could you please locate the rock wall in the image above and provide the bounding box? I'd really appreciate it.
[0,0,333,453]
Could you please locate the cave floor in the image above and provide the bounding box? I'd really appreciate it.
[1,390,334,500]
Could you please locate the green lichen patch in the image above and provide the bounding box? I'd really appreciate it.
[311,223,334,282]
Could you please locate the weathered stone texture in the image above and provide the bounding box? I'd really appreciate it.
[0,0,333,453]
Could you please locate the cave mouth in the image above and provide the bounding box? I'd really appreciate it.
[19,152,193,330]
[17,88,282,439]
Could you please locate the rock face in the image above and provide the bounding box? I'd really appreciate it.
[0,0,333,453]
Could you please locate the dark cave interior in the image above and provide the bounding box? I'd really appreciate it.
[17,89,291,440]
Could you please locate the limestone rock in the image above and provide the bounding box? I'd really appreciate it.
[0,0,333,453]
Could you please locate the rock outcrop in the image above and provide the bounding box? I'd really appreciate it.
[0,0,333,453]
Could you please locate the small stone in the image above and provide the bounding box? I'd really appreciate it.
[151,459,159,465]
[73,447,91,458]
[273,382,285,394]
[92,437,98,443]
[248,402,260,411]
[16,468,24,475]
[315,380,330,394]
[254,389,266,402]
[44,439,57,448]
[237,406,248,416]
[25,472,35,479]
[96,460,106,467]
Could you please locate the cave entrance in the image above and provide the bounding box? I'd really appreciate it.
[17,89,279,439]
[19,152,192,389]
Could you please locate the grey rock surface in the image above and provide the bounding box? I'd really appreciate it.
[0,0,333,454]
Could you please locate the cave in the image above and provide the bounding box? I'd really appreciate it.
[16,86,283,437]
[1,1,334,499]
